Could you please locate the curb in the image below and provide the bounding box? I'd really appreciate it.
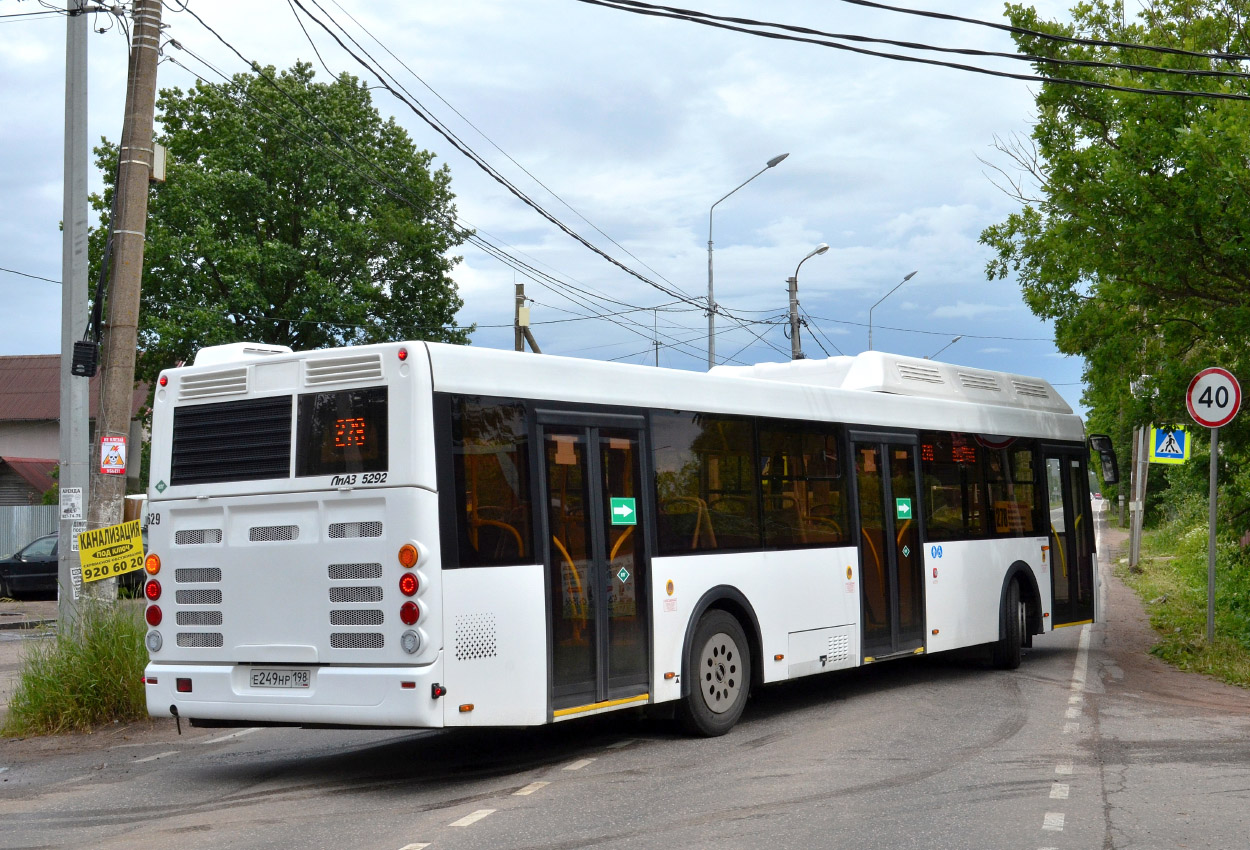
[0,618,56,632]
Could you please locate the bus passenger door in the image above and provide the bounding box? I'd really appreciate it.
[539,413,650,713]
[852,435,925,660]
[1044,451,1095,627]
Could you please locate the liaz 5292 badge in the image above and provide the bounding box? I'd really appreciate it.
[77,520,145,582]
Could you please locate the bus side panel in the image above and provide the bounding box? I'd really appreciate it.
[923,537,1048,653]
[441,563,548,727]
[650,547,859,702]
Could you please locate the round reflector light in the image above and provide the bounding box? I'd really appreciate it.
[399,573,418,596]
[159,374,168,387]
[146,630,163,652]
[145,553,161,574]
[145,605,162,627]
[400,630,421,654]
[398,544,418,568]
[398,347,408,361]
[144,579,161,601]
[399,601,420,625]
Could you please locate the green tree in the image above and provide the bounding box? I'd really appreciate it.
[980,0,1250,523]
[90,62,470,382]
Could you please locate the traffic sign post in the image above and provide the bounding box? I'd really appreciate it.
[1186,368,1242,644]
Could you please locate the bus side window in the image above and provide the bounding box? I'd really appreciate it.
[920,431,987,541]
[758,421,848,548]
[450,396,533,567]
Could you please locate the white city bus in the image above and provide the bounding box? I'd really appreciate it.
[142,342,1114,736]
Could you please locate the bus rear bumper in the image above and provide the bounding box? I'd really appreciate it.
[144,656,446,728]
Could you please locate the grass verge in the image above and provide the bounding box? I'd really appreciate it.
[2,601,147,736]
[1120,496,1250,688]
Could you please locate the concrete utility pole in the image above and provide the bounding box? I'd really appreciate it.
[787,276,803,360]
[513,283,540,353]
[58,0,91,625]
[83,0,163,600]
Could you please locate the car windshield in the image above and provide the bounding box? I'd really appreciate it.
[21,536,56,558]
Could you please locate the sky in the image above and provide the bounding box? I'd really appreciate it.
[0,0,1090,409]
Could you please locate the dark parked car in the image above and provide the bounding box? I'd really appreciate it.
[0,533,59,598]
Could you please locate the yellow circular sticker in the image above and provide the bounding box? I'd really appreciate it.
[666,579,674,596]
[846,566,853,580]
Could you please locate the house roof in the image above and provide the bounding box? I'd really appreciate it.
[1,456,57,493]
[0,354,148,422]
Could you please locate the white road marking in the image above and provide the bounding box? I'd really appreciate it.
[397,844,430,849]
[563,758,595,771]
[1056,760,1073,775]
[1064,722,1081,734]
[133,751,178,764]
[0,767,8,774]
[1050,782,1070,799]
[198,727,262,745]
[605,739,636,749]
[1065,707,1082,719]
[450,809,496,827]
[514,781,550,796]
[1043,812,1066,831]
[1068,694,1083,705]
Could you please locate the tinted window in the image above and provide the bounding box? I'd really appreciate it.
[296,387,388,477]
[759,421,849,547]
[920,431,987,541]
[651,411,758,553]
[987,443,1037,536]
[451,396,533,567]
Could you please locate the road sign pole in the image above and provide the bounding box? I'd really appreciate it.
[1208,426,1218,644]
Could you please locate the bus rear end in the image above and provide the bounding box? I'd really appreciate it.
[142,342,445,728]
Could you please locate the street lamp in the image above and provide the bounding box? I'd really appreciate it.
[787,243,829,360]
[867,269,918,351]
[924,335,962,360]
[707,152,789,369]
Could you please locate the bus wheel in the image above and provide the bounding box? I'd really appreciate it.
[992,580,1023,670]
[677,610,751,737]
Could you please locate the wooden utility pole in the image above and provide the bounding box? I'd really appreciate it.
[83,0,163,599]
[514,283,540,353]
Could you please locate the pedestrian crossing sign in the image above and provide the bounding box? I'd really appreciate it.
[1149,425,1189,464]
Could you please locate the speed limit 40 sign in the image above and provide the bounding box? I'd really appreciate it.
[1187,367,1241,429]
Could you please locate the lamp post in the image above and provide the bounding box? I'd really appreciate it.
[707,152,789,369]
[787,243,829,360]
[867,269,918,351]
[924,335,963,360]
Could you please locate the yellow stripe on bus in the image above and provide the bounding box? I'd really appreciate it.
[552,694,649,718]
[1052,619,1094,629]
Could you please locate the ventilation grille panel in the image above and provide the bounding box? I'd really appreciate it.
[329,586,383,603]
[328,521,383,539]
[171,395,292,486]
[250,525,298,542]
[176,588,222,605]
[957,372,1001,392]
[896,363,945,385]
[305,353,384,386]
[330,609,384,626]
[175,567,222,583]
[1012,379,1051,399]
[174,529,223,546]
[454,613,498,661]
[178,367,248,401]
[826,632,850,664]
[330,632,384,649]
[328,563,383,580]
[177,632,224,648]
[177,610,223,626]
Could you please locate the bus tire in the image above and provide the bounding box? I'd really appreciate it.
[992,580,1024,670]
[677,610,751,737]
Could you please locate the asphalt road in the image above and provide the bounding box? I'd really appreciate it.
[2,513,1248,850]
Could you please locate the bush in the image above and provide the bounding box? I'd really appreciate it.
[2,601,147,736]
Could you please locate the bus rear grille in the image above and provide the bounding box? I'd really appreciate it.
[328,563,383,580]
[171,396,292,486]
[176,589,222,605]
[177,611,223,626]
[250,525,298,542]
[177,632,224,648]
[330,632,384,649]
[329,586,383,603]
[305,353,384,385]
[330,609,384,626]
[178,367,248,400]
[174,529,223,545]
[328,521,383,539]
[175,567,222,583]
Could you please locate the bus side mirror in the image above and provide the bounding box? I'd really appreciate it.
[1088,434,1119,486]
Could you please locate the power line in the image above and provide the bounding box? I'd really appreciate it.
[803,313,1053,341]
[0,265,60,284]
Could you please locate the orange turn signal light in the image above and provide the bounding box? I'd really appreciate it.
[398,544,418,568]
[145,553,161,575]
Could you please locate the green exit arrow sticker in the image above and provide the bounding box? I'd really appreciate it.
[895,498,912,520]
[610,497,637,526]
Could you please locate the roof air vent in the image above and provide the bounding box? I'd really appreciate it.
[178,367,248,401]
[305,353,384,386]
[896,363,944,385]
[958,372,1001,392]
[1012,379,1051,399]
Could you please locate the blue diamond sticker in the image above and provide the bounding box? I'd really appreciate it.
[155,480,167,493]
[902,545,910,558]
[617,567,630,583]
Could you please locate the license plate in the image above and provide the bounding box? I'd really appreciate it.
[249,668,310,689]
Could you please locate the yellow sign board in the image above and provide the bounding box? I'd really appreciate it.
[1149,425,1189,465]
[77,520,144,583]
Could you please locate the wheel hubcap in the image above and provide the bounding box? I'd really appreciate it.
[698,631,742,714]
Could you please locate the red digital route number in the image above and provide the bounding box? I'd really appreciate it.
[334,417,367,448]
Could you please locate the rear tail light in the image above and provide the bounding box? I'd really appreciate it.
[145,605,162,626]
[398,544,418,568]
[145,553,161,575]
[145,579,161,601]
[399,572,418,596]
[176,678,192,693]
[399,601,419,625]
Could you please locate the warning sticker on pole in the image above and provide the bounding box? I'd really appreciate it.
[77,520,144,583]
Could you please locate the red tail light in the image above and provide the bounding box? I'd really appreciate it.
[399,602,419,625]
[145,605,162,626]
[145,579,161,601]
[399,573,418,596]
